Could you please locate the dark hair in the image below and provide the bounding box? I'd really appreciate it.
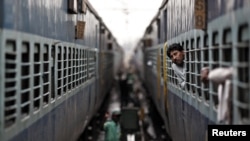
[167,43,184,58]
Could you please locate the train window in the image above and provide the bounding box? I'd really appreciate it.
[81,49,84,82]
[196,38,201,61]
[108,33,112,40]
[88,51,95,79]
[190,53,196,94]
[84,50,87,80]
[81,49,85,83]
[5,40,17,128]
[108,43,112,50]
[68,48,72,90]
[196,37,202,97]
[78,49,81,84]
[63,47,67,94]
[212,31,219,45]
[79,0,87,14]
[237,37,250,120]
[21,42,30,118]
[73,48,76,88]
[238,24,248,42]
[204,34,208,47]
[210,63,218,106]
[223,28,232,44]
[221,28,232,64]
[84,50,87,82]
[80,49,83,84]
[21,91,30,118]
[185,40,189,51]
[68,0,78,14]
[202,34,210,101]
[57,46,62,98]
[34,43,41,111]
[76,49,79,86]
[203,35,209,62]
[197,37,201,48]
[146,25,153,33]
[212,31,219,68]
[237,86,249,123]
[87,50,90,79]
[238,46,248,63]
[185,40,190,91]
[181,42,184,48]
[202,34,209,104]
[72,48,76,88]
[191,38,194,49]
[51,46,55,101]
[43,44,49,106]
[92,51,95,78]
[143,39,152,47]
[236,30,249,123]
[34,46,40,85]
[100,25,105,34]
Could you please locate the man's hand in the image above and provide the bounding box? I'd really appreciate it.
[200,67,209,83]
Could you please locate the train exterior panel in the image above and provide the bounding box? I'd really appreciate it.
[0,0,123,141]
[133,0,250,141]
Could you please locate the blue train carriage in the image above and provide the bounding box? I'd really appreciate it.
[134,0,250,141]
[0,0,121,141]
[98,23,124,102]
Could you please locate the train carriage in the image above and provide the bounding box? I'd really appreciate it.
[0,0,123,141]
[133,0,250,141]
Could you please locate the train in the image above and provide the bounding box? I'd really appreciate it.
[0,0,123,141]
[132,0,250,141]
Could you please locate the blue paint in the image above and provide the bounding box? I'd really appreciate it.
[9,84,94,141]
[167,90,214,141]
[2,0,100,47]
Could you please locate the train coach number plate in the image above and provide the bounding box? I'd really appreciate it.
[195,0,206,29]
[75,21,86,39]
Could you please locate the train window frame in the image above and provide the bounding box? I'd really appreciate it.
[79,0,87,14]
[63,47,68,94]
[57,46,63,98]
[68,0,78,14]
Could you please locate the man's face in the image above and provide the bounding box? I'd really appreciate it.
[170,50,184,66]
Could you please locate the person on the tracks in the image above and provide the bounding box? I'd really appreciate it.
[104,110,121,141]
[118,70,129,107]
[167,43,186,89]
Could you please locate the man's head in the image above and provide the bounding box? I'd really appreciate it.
[167,43,184,66]
[111,110,121,123]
